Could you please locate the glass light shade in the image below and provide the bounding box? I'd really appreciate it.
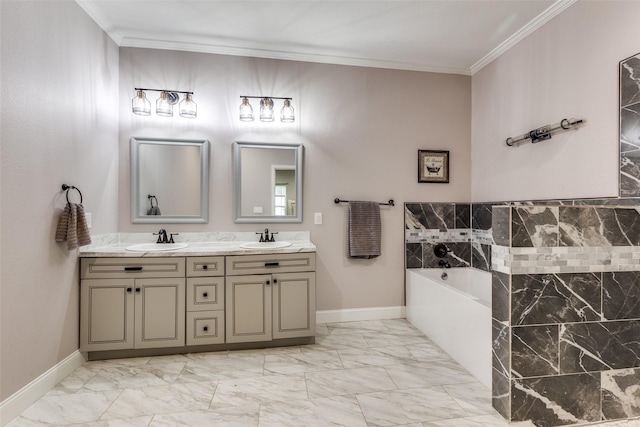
[239,97,254,121]
[156,92,173,117]
[280,99,295,123]
[179,93,197,118]
[132,90,151,116]
[259,98,274,122]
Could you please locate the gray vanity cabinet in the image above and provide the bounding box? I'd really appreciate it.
[186,256,225,346]
[225,253,316,343]
[80,258,186,352]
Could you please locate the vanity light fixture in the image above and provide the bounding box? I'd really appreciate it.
[238,96,294,123]
[132,88,197,118]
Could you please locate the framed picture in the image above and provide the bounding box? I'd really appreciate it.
[418,150,449,183]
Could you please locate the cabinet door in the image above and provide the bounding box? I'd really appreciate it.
[81,279,135,352]
[225,275,272,343]
[134,278,185,349]
[273,272,316,339]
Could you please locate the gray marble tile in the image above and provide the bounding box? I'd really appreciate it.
[511,373,601,426]
[356,387,468,426]
[326,320,390,334]
[210,373,307,408]
[406,243,423,268]
[311,332,369,350]
[442,382,495,416]
[67,417,153,427]
[305,366,396,398]
[473,203,495,231]
[603,271,640,320]
[511,325,559,378]
[560,320,640,374]
[602,368,640,420]
[455,203,471,229]
[511,273,602,326]
[512,206,559,248]
[421,413,532,426]
[259,395,367,427]
[176,357,265,383]
[491,369,510,421]
[492,319,510,378]
[471,242,491,272]
[362,331,431,348]
[405,203,455,230]
[405,342,452,362]
[46,366,98,396]
[492,271,510,322]
[492,206,511,247]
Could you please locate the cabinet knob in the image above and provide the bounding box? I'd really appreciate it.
[203,292,208,298]
[202,265,208,270]
[266,280,270,286]
[273,278,278,284]
[135,287,141,293]
[126,287,132,293]
[203,326,208,332]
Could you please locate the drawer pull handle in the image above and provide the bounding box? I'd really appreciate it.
[203,326,208,332]
[202,265,208,270]
[124,266,143,271]
[203,292,208,298]
[266,280,270,286]
[265,262,279,267]
[273,278,278,284]
[135,287,141,293]
[126,287,132,293]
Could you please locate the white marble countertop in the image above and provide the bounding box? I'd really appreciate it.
[78,232,315,257]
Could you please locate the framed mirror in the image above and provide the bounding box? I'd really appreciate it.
[131,137,209,223]
[233,141,303,223]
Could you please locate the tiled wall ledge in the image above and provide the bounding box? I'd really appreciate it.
[492,245,640,275]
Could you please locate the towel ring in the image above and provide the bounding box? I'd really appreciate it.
[62,184,83,204]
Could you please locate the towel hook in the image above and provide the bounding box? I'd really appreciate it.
[148,194,158,207]
[61,184,83,204]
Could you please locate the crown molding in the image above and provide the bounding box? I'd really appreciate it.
[470,0,577,75]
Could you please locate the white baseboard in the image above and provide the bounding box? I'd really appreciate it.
[316,306,406,324]
[0,350,86,426]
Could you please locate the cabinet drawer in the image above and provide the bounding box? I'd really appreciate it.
[226,253,316,276]
[81,257,185,279]
[186,311,224,346]
[187,277,224,311]
[187,256,225,277]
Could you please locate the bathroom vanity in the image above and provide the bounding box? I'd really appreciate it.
[79,238,316,360]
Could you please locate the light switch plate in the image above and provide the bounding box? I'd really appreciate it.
[314,212,323,225]
[253,207,263,214]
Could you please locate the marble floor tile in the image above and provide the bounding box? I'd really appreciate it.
[259,395,368,427]
[356,387,468,426]
[148,404,260,426]
[6,390,121,426]
[305,366,397,398]
[82,362,185,392]
[263,349,343,374]
[101,382,217,420]
[210,373,307,408]
[8,320,640,427]
[385,360,477,388]
[338,346,417,368]
[176,357,264,383]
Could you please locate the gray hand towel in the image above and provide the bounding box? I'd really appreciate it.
[348,201,381,259]
[55,203,91,250]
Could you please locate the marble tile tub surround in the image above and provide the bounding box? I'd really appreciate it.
[405,202,492,271]
[491,204,640,427]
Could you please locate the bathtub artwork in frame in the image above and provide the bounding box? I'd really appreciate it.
[418,150,449,183]
[619,51,640,197]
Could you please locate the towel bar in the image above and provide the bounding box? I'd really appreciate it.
[334,198,394,206]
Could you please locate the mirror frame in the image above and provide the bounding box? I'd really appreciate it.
[130,137,209,224]
[233,141,303,223]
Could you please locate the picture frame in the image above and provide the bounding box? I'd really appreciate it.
[418,150,449,183]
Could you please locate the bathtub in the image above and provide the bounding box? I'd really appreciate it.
[406,268,492,388]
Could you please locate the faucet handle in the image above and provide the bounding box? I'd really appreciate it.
[169,233,179,244]
[256,232,264,242]
[269,232,278,242]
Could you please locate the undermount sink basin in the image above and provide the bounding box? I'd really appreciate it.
[125,243,188,252]
[240,241,292,249]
